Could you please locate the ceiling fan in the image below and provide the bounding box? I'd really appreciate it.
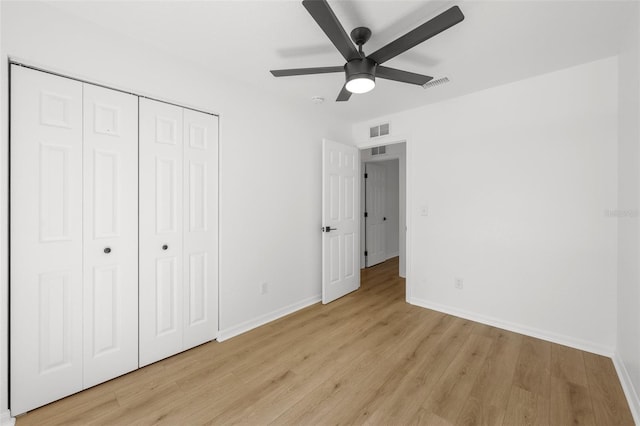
[270,0,465,102]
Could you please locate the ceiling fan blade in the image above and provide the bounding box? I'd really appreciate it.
[302,0,361,62]
[368,6,464,65]
[376,66,433,86]
[336,85,352,102]
[270,66,344,77]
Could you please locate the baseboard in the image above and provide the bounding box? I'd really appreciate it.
[409,297,614,357]
[613,352,640,425]
[0,410,15,426]
[385,251,400,260]
[217,295,321,342]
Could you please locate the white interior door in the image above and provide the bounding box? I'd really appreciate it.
[82,84,139,387]
[139,98,184,367]
[10,65,84,415]
[365,162,386,267]
[322,139,360,304]
[182,109,218,349]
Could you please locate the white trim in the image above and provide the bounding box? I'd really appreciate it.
[8,57,221,118]
[385,251,400,260]
[356,136,411,288]
[409,297,614,357]
[357,132,409,150]
[613,352,640,425]
[0,410,15,426]
[404,138,412,290]
[217,295,321,342]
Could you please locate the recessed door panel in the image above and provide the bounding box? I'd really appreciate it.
[38,271,72,374]
[93,150,120,239]
[183,109,218,349]
[156,116,178,145]
[93,103,121,136]
[189,161,207,232]
[11,65,84,415]
[329,235,340,283]
[343,151,356,171]
[156,257,178,336]
[156,157,178,234]
[329,173,340,221]
[188,124,207,150]
[40,91,72,128]
[188,253,207,325]
[344,233,355,279]
[92,265,119,357]
[39,143,71,242]
[82,83,138,388]
[139,98,184,367]
[344,175,355,220]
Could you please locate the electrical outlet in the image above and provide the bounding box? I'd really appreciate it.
[454,278,463,290]
[260,282,268,295]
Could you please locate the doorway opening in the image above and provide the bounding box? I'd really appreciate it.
[360,142,406,280]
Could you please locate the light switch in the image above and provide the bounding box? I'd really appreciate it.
[420,205,428,216]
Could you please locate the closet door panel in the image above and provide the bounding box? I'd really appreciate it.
[10,65,83,415]
[183,109,218,348]
[139,98,184,367]
[82,84,139,387]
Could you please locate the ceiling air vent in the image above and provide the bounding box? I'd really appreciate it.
[371,145,386,156]
[423,77,450,89]
[369,122,390,139]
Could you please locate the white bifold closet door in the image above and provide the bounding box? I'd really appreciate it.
[82,84,139,388]
[10,65,139,415]
[11,65,84,416]
[139,98,218,367]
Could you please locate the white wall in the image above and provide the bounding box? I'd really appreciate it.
[353,57,619,355]
[616,2,640,421]
[360,143,406,276]
[0,1,350,418]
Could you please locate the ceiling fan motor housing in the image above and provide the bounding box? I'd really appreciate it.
[344,57,377,84]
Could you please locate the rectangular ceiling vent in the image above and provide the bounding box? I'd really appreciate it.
[371,145,386,156]
[369,122,390,139]
[423,77,450,89]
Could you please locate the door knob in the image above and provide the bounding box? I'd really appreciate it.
[383,217,387,221]
[162,244,168,250]
[104,247,111,254]
[322,226,337,233]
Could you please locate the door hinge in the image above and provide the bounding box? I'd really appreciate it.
[364,173,368,179]
[364,251,368,256]
[364,212,368,218]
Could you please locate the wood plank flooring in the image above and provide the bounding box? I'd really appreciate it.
[16,257,634,425]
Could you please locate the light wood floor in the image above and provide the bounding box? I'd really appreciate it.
[16,257,634,425]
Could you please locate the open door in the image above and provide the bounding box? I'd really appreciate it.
[322,139,360,304]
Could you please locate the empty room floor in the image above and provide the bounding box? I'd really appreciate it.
[15,257,634,425]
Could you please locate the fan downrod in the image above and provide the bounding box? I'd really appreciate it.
[350,27,372,48]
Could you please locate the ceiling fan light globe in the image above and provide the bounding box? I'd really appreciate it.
[346,76,375,94]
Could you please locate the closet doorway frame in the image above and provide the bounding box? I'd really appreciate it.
[4,58,222,411]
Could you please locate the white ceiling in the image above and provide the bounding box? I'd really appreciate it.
[49,0,636,123]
